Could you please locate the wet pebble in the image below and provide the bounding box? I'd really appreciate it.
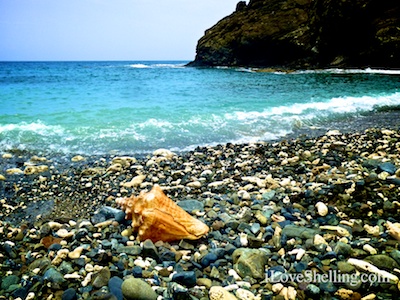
[201,252,218,267]
[172,271,197,287]
[3,128,400,299]
[43,267,65,284]
[121,277,158,300]
[92,267,111,289]
[232,248,269,279]
[62,288,78,300]
[108,276,123,300]
[378,162,397,175]
[177,199,204,212]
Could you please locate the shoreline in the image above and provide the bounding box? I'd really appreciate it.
[1,113,400,299]
[2,107,400,160]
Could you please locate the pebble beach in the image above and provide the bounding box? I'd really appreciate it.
[2,116,400,299]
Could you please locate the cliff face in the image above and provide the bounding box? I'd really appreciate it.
[189,0,400,69]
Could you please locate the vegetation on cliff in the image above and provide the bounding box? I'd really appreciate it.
[189,0,400,69]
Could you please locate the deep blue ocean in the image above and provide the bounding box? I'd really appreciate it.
[1,61,400,155]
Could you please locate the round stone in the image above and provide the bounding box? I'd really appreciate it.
[200,252,218,267]
[305,284,320,296]
[108,276,123,300]
[177,199,204,212]
[92,267,111,289]
[319,281,337,293]
[1,275,20,290]
[172,271,197,287]
[62,288,77,300]
[121,277,158,300]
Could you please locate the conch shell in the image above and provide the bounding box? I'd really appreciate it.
[116,185,209,242]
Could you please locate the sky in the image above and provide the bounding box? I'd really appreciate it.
[0,0,240,61]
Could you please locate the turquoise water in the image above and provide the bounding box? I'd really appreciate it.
[1,61,400,155]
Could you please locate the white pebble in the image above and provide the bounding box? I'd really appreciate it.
[272,283,284,293]
[64,273,81,279]
[236,288,258,300]
[56,228,74,238]
[315,201,328,217]
[224,284,239,291]
[239,232,248,247]
[85,263,94,272]
[363,244,377,255]
[48,221,63,230]
[82,272,92,287]
[228,269,241,280]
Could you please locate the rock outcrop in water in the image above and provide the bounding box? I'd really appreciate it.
[189,0,400,69]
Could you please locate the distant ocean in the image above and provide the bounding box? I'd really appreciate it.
[1,61,400,155]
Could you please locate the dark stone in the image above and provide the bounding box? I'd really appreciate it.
[282,212,298,221]
[142,239,160,262]
[162,261,176,268]
[225,244,237,255]
[237,222,252,232]
[389,250,400,266]
[318,214,339,226]
[91,213,106,225]
[168,282,190,300]
[305,284,320,296]
[387,177,400,185]
[319,281,337,293]
[200,252,218,267]
[226,220,240,230]
[11,286,30,300]
[73,257,86,267]
[278,220,293,228]
[378,162,397,175]
[92,292,117,300]
[160,249,176,262]
[62,288,78,300]
[44,267,66,284]
[74,228,89,240]
[177,199,204,212]
[334,241,353,257]
[232,248,270,279]
[172,271,197,287]
[96,251,113,264]
[281,225,319,239]
[321,251,337,260]
[97,206,123,221]
[294,262,308,273]
[212,247,226,259]
[59,261,74,275]
[48,243,62,251]
[248,236,264,248]
[178,240,195,250]
[132,266,143,278]
[364,254,399,271]
[3,243,17,259]
[1,275,19,290]
[101,240,113,249]
[108,276,123,300]
[266,265,286,278]
[117,246,142,256]
[188,0,400,69]
[92,267,111,289]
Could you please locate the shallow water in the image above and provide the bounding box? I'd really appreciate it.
[1,61,400,155]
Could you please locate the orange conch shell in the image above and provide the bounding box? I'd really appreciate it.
[116,184,209,242]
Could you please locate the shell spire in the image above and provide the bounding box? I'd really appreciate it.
[116,185,209,242]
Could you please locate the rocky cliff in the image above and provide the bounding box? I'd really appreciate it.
[189,0,400,69]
